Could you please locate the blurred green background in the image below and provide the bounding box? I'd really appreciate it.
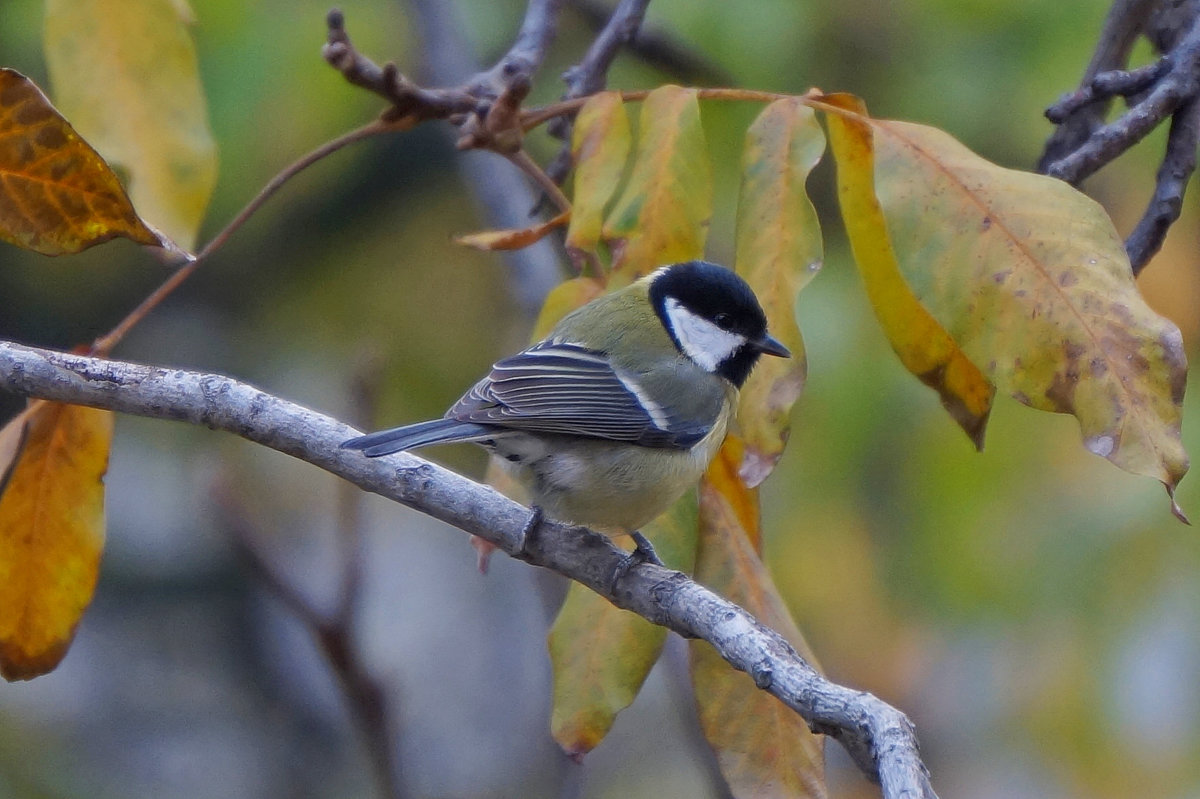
[3,1,1200,797]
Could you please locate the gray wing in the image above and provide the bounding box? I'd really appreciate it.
[447,342,710,449]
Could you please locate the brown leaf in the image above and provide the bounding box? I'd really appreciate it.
[0,69,163,255]
[0,402,113,680]
[822,92,996,448]
[603,86,712,284]
[735,99,825,487]
[455,211,569,251]
[691,437,827,798]
[44,0,217,250]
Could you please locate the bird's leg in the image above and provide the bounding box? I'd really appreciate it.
[630,532,664,566]
[608,531,664,591]
[516,504,545,559]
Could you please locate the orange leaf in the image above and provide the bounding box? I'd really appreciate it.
[0,69,163,255]
[692,438,826,798]
[565,91,631,261]
[603,86,711,284]
[549,494,697,757]
[735,99,825,487]
[455,211,569,251]
[822,92,995,447]
[0,402,113,680]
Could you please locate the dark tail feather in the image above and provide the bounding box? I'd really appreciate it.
[341,419,495,457]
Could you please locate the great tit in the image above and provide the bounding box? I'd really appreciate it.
[342,260,789,561]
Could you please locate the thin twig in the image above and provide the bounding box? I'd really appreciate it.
[544,0,651,185]
[0,340,939,799]
[91,120,392,356]
[402,0,565,312]
[1126,94,1200,273]
[507,149,573,213]
[1037,0,1158,171]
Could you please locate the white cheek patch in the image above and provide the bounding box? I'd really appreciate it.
[664,297,747,372]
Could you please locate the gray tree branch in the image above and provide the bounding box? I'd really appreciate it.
[0,339,937,799]
[1039,0,1200,274]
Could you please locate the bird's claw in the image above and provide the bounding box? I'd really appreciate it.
[609,531,663,591]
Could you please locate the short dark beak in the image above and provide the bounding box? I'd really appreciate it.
[755,333,791,358]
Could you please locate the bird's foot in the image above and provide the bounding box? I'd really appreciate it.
[516,505,545,560]
[609,531,664,592]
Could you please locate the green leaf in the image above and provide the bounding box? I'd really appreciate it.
[735,98,825,487]
[45,0,218,250]
[603,86,712,284]
[566,91,631,262]
[822,92,996,448]
[548,494,698,758]
[869,117,1189,517]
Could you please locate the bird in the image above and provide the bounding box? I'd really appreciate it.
[342,260,789,574]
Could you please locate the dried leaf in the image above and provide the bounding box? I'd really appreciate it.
[603,86,712,284]
[566,91,631,260]
[822,93,996,447]
[0,402,113,680]
[735,99,825,487]
[45,0,217,250]
[868,117,1190,516]
[455,211,569,251]
[0,69,163,255]
[549,494,698,758]
[692,437,826,798]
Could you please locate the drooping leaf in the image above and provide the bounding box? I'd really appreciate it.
[549,494,698,758]
[735,99,825,487]
[603,86,711,283]
[566,91,631,263]
[0,402,113,681]
[45,0,218,250]
[692,438,826,798]
[866,117,1190,517]
[0,69,164,255]
[455,211,569,251]
[822,92,996,447]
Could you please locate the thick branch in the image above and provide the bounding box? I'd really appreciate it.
[0,340,936,799]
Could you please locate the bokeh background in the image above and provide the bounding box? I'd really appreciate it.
[3,1,1200,797]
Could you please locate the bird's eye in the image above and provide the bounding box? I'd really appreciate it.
[714,312,732,329]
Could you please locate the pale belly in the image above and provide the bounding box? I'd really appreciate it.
[485,419,727,535]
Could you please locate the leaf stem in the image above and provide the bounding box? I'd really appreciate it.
[91,119,393,356]
[521,86,826,130]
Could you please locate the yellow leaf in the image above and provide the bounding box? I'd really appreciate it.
[603,86,711,284]
[0,70,164,255]
[692,439,826,798]
[45,0,218,250]
[565,91,631,261]
[735,99,825,487]
[0,402,113,680]
[549,494,697,757]
[822,93,995,447]
[868,118,1190,516]
[455,211,569,251]
[530,276,606,341]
